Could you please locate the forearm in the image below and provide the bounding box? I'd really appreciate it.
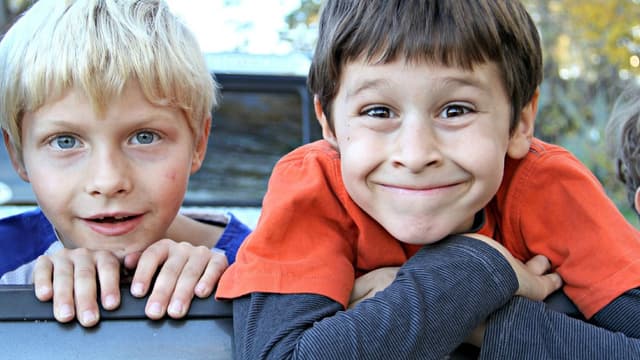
[591,288,640,338]
[167,213,250,265]
[233,235,518,359]
[480,297,640,359]
[165,214,224,248]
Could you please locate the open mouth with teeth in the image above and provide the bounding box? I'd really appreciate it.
[91,215,140,223]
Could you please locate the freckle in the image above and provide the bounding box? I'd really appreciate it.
[165,172,177,181]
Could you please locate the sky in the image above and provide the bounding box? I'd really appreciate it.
[166,0,302,54]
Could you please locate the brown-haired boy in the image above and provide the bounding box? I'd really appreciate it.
[218,0,640,358]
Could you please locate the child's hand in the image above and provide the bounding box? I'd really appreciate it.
[464,254,560,347]
[465,233,563,301]
[348,267,400,309]
[347,233,562,310]
[32,248,121,327]
[124,238,228,320]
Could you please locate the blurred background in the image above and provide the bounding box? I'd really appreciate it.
[0,0,638,227]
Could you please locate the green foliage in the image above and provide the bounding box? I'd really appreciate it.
[524,0,640,227]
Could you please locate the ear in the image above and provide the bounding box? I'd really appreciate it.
[314,95,338,149]
[506,89,539,159]
[190,115,211,174]
[2,130,29,182]
[634,187,640,215]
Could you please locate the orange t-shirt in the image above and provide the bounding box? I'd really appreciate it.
[217,139,640,318]
[478,139,640,318]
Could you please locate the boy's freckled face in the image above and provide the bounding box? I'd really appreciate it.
[18,81,199,258]
[329,59,513,245]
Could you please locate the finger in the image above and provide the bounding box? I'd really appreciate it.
[167,246,216,319]
[71,249,100,327]
[524,255,552,276]
[348,267,399,306]
[517,269,563,301]
[130,240,170,298]
[33,255,54,301]
[194,251,228,298]
[95,251,121,311]
[542,272,563,296]
[123,251,143,271]
[50,250,76,323]
[145,243,191,319]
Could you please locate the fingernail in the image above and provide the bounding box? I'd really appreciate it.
[131,282,144,297]
[57,304,73,320]
[35,285,51,298]
[195,283,208,296]
[148,302,163,317]
[104,295,118,309]
[168,301,183,316]
[82,310,97,325]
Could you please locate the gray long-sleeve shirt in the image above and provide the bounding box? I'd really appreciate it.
[231,235,640,359]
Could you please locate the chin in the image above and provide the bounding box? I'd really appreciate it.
[390,230,442,245]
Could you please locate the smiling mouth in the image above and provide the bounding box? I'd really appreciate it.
[382,182,462,192]
[90,215,141,223]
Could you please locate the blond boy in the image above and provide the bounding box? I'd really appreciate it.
[0,0,249,327]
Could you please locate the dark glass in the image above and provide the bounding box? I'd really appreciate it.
[186,90,306,206]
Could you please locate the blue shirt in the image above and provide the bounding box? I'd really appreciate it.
[0,208,250,284]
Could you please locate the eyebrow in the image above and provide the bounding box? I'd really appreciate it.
[345,78,391,100]
[438,75,492,92]
[345,72,494,101]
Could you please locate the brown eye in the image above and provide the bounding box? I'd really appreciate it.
[364,106,393,118]
[440,104,471,118]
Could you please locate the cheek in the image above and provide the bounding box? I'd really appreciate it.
[164,171,177,182]
[159,153,193,184]
[156,165,191,202]
[462,142,506,189]
[28,168,67,207]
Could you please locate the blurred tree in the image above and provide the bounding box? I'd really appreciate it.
[0,0,33,32]
[525,0,640,225]
[282,0,320,54]
[282,0,640,227]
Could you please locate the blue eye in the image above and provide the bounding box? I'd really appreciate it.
[131,131,158,145]
[50,135,78,149]
[439,104,472,118]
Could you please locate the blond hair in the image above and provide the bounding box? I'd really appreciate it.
[0,0,217,156]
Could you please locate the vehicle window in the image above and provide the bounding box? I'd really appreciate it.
[187,84,318,206]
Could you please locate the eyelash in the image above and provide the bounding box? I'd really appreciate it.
[361,106,396,118]
[129,130,161,145]
[45,129,162,150]
[439,104,474,119]
[48,134,80,150]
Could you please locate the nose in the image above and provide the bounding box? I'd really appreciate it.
[391,117,443,172]
[84,147,133,197]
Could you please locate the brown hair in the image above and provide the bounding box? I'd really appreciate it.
[308,0,542,133]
